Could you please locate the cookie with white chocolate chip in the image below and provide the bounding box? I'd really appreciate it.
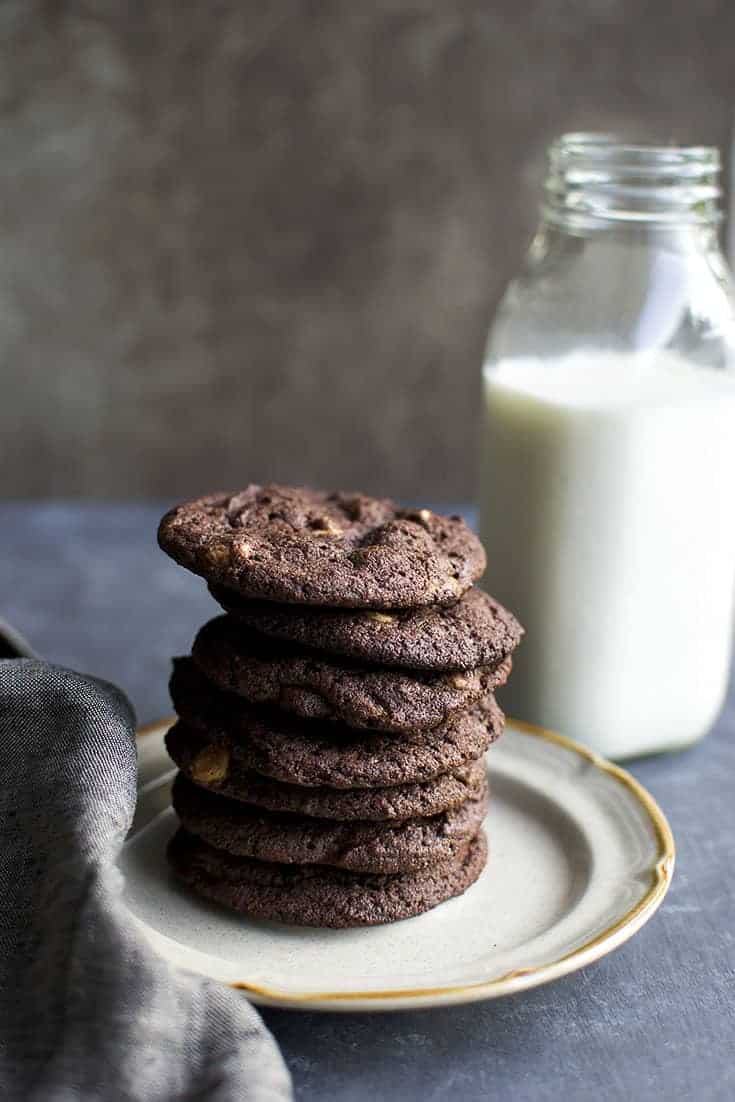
[191,615,512,733]
[165,725,489,821]
[211,584,523,672]
[169,657,505,789]
[157,485,485,609]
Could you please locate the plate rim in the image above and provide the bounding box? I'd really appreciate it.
[135,715,675,1010]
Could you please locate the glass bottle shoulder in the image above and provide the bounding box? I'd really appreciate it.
[486,225,735,369]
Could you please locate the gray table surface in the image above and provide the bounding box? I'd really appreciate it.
[2,502,733,1102]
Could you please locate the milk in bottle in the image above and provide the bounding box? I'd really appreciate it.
[480,135,735,758]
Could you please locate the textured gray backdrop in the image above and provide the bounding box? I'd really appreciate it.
[3,1,735,501]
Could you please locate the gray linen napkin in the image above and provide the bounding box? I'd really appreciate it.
[0,646,292,1101]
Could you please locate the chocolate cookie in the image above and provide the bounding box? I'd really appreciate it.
[171,773,488,874]
[168,827,488,927]
[192,615,511,732]
[212,585,523,673]
[170,658,504,789]
[158,485,485,609]
[166,722,488,820]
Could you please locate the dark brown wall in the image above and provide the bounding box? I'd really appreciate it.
[3,1,735,501]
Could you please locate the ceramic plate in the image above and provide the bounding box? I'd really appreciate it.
[120,718,674,1011]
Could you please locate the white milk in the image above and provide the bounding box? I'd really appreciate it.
[480,351,735,758]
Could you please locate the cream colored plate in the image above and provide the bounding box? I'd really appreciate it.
[120,718,674,1012]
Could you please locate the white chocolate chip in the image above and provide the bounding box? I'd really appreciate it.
[205,542,231,566]
[190,744,230,784]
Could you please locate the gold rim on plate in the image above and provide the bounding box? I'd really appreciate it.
[136,715,675,1008]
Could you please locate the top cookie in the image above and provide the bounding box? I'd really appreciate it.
[211,584,523,672]
[158,485,485,609]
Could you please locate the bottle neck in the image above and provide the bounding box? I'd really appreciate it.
[543,133,722,232]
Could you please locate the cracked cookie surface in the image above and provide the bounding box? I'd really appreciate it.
[167,826,488,927]
[158,485,485,608]
[171,772,488,874]
[191,615,511,733]
[169,658,504,788]
[212,584,523,672]
[166,722,488,821]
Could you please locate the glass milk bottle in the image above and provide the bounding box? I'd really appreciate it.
[480,134,735,759]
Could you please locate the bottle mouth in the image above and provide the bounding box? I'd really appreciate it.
[544,132,721,226]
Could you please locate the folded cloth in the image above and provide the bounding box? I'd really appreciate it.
[0,649,292,1101]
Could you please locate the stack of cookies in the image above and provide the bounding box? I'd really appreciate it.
[158,485,522,928]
